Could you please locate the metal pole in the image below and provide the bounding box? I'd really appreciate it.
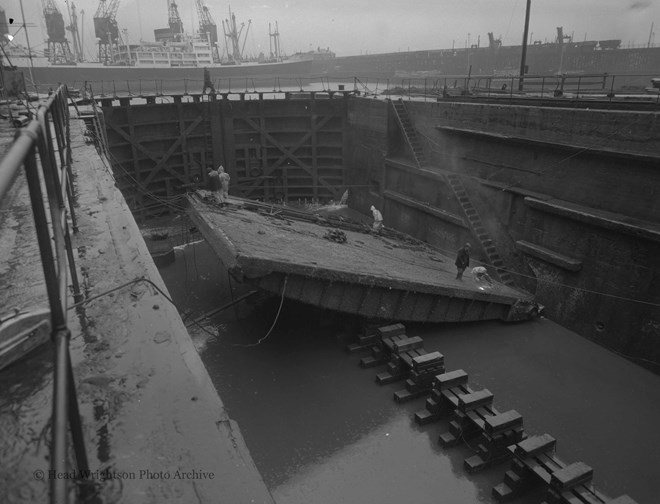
[52,328,71,504]
[519,0,532,91]
[24,141,65,325]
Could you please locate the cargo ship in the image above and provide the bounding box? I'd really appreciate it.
[1,2,313,94]
[313,28,660,90]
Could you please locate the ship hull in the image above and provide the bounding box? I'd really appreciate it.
[315,45,660,89]
[17,58,314,95]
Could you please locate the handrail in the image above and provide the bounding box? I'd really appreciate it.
[0,85,89,504]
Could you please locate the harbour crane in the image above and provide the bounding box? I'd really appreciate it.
[269,21,281,60]
[195,0,219,60]
[168,0,184,41]
[93,0,120,63]
[42,0,75,64]
[64,0,83,62]
[222,7,250,63]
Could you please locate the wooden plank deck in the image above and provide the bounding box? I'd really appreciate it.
[187,193,539,323]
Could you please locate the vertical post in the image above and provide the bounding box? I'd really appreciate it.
[519,0,532,91]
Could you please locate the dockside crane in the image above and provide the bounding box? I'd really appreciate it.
[64,0,83,62]
[269,21,281,60]
[168,0,184,42]
[195,0,219,60]
[42,0,75,64]
[222,7,250,62]
[93,0,120,63]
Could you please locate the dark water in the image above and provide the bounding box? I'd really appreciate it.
[158,238,660,504]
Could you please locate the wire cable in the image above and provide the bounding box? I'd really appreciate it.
[233,276,288,348]
[68,276,218,338]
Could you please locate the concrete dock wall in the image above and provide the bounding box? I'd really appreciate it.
[345,97,660,371]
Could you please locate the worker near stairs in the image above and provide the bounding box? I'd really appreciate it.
[370,205,383,234]
[455,243,471,280]
[202,67,216,94]
[218,165,230,207]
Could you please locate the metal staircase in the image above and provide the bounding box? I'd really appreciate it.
[445,173,515,287]
[391,99,426,167]
[389,98,515,287]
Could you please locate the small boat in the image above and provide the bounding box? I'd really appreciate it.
[0,308,51,371]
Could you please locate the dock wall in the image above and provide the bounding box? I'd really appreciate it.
[346,97,660,372]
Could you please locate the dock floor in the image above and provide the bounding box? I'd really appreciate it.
[0,117,273,503]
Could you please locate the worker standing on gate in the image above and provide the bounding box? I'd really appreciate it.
[202,67,215,94]
[370,205,383,234]
[455,243,471,280]
[218,165,230,207]
[207,167,221,192]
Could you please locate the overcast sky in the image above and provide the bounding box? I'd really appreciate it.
[6,0,659,59]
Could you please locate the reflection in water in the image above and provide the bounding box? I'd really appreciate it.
[158,239,506,503]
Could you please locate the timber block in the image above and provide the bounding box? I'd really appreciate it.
[485,410,523,436]
[439,431,458,447]
[377,323,406,338]
[393,387,428,403]
[425,397,440,412]
[433,369,468,391]
[392,336,424,353]
[504,470,522,488]
[549,462,593,491]
[346,342,372,353]
[408,371,443,389]
[414,409,439,425]
[358,333,380,346]
[359,355,382,368]
[514,434,556,459]
[464,454,487,473]
[376,371,402,385]
[412,351,444,371]
[492,483,515,502]
[458,389,494,412]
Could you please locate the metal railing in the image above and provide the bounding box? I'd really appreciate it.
[0,85,88,504]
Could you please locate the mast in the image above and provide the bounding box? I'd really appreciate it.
[518,0,531,91]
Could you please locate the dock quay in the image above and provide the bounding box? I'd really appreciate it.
[0,89,273,503]
[186,193,540,324]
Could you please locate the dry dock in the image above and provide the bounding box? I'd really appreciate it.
[187,194,539,324]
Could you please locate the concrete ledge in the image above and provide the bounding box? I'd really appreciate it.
[436,125,660,163]
[515,240,583,272]
[524,197,660,243]
[383,189,467,228]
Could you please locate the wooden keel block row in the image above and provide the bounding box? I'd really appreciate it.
[433,369,469,391]
[485,410,523,436]
[377,323,406,339]
[458,389,494,412]
[549,462,593,492]
[514,433,557,459]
